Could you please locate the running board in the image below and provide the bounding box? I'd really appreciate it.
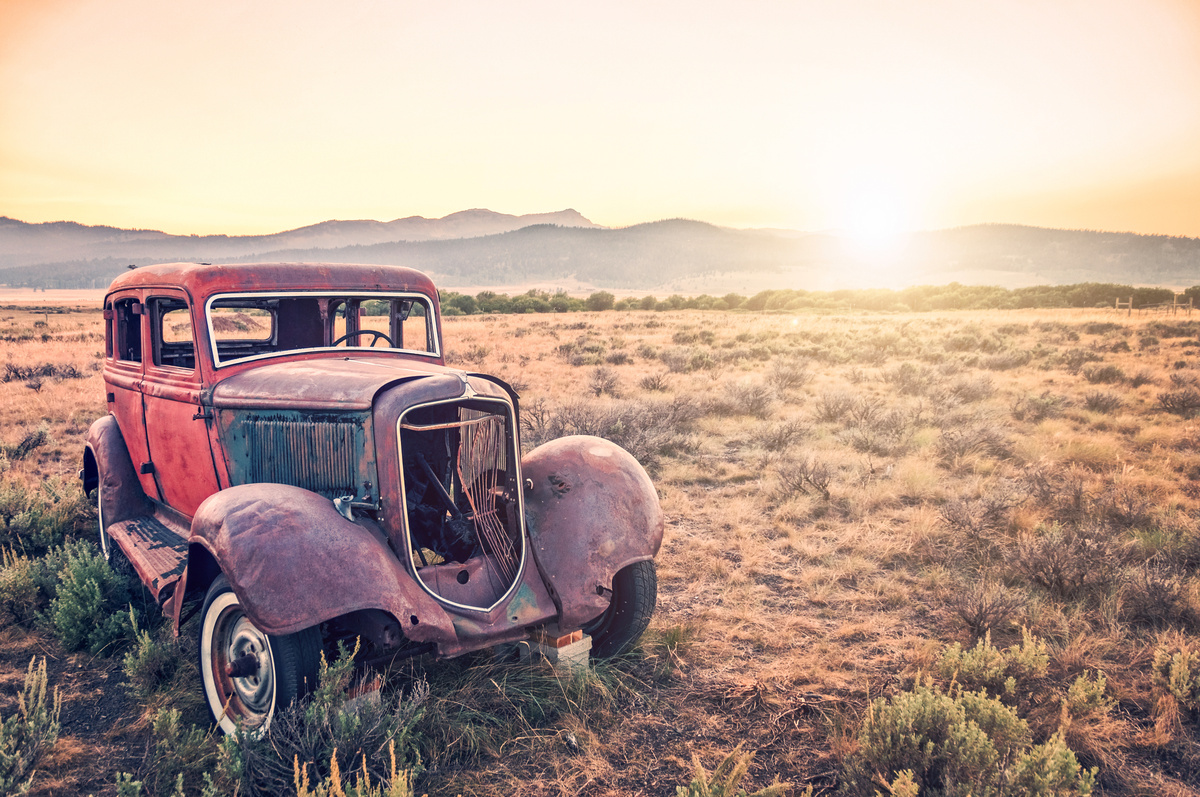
[107,511,188,603]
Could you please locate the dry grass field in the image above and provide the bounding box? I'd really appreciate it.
[3,301,1200,795]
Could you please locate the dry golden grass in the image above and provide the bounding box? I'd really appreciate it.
[5,302,1200,794]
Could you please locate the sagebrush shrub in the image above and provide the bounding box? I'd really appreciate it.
[776,456,833,501]
[1158,388,1200,417]
[588,366,621,397]
[638,372,670,392]
[767,357,813,392]
[0,550,39,627]
[1063,671,1114,720]
[934,628,1048,697]
[49,542,134,654]
[843,682,1094,797]
[712,381,776,420]
[519,396,701,472]
[1121,561,1197,630]
[123,614,184,701]
[936,424,1010,466]
[1011,524,1129,600]
[814,390,854,422]
[1082,391,1122,414]
[1152,640,1200,711]
[752,419,809,453]
[0,476,94,557]
[948,580,1025,637]
[0,658,61,796]
[1082,365,1126,385]
[982,350,1032,371]
[1011,391,1068,422]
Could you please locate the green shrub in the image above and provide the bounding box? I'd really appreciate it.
[48,541,133,654]
[0,475,94,557]
[1063,672,1114,720]
[0,658,61,796]
[150,708,219,796]
[841,683,1093,797]
[1151,641,1200,710]
[123,614,185,701]
[1007,733,1097,796]
[0,550,39,626]
[935,629,1049,699]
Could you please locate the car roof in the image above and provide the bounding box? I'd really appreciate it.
[105,262,439,301]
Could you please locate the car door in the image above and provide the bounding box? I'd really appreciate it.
[105,290,159,500]
[141,291,221,517]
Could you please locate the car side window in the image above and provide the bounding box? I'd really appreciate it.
[114,298,142,363]
[103,302,114,358]
[150,297,195,370]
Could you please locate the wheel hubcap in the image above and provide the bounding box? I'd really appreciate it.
[225,614,274,714]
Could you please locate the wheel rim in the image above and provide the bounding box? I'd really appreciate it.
[201,591,276,733]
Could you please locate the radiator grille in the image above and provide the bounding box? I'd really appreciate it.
[244,418,358,495]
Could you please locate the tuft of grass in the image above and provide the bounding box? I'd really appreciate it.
[228,642,427,797]
[674,744,789,797]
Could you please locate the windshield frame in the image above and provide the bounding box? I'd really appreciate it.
[205,289,440,369]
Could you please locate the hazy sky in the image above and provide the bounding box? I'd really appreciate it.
[2,0,1199,237]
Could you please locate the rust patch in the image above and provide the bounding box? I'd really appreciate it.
[548,472,572,497]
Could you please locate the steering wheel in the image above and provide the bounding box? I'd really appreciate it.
[330,329,395,348]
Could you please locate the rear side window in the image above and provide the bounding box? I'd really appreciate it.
[114,298,142,363]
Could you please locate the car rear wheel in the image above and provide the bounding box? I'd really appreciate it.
[199,575,321,735]
[584,560,657,658]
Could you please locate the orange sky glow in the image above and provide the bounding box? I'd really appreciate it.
[2,0,1199,238]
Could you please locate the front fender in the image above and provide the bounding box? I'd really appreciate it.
[188,484,456,644]
[522,435,663,630]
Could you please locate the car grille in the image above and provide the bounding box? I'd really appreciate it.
[244,417,359,495]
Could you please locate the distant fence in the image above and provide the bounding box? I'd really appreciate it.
[1118,295,1195,316]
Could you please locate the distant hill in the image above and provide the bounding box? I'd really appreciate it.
[2,211,1199,291]
[0,208,599,273]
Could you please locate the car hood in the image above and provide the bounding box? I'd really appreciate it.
[210,357,468,410]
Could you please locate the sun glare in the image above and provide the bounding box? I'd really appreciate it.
[841,185,909,256]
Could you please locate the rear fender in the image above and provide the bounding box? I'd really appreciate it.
[186,484,456,644]
[521,435,663,630]
[84,415,153,527]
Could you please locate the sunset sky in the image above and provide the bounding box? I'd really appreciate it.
[2,0,1199,238]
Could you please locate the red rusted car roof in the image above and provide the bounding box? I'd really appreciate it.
[105,262,439,299]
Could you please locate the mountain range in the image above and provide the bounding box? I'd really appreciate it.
[2,209,1199,292]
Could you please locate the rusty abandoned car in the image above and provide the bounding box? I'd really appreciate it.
[82,262,662,733]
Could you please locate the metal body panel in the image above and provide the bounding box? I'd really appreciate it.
[143,366,220,516]
[210,358,449,411]
[521,435,664,630]
[187,484,457,641]
[85,415,153,526]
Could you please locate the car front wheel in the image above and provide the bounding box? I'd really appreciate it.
[584,560,657,658]
[198,575,321,735]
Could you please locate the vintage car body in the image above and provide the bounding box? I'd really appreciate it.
[82,262,661,733]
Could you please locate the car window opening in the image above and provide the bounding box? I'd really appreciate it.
[208,293,436,366]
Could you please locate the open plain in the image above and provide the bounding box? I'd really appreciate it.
[2,301,1200,795]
